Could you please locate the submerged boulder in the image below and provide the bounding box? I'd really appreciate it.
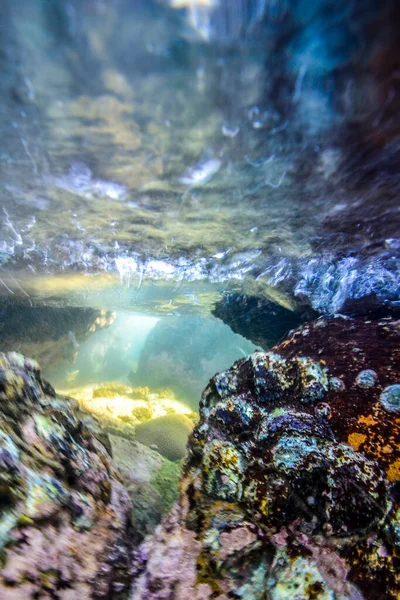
[130,317,400,600]
[213,292,317,348]
[275,316,400,481]
[0,352,133,599]
[0,302,115,373]
[67,380,196,446]
[110,435,180,542]
[134,414,194,461]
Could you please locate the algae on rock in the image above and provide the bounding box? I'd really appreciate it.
[0,352,133,599]
[130,318,400,600]
[109,435,180,541]
[134,414,194,461]
[62,381,196,451]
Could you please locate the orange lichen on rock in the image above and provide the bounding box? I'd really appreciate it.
[348,432,367,451]
[346,405,400,480]
[387,458,400,482]
[131,339,399,600]
[358,414,378,427]
[274,317,400,484]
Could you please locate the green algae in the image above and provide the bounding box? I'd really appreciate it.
[150,459,181,514]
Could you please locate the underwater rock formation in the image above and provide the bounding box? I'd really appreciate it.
[0,352,133,599]
[68,380,196,446]
[275,316,400,481]
[134,414,194,462]
[0,303,115,372]
[130,316,257,408]
[130,317,399,600]
[213,292,316,348]
[110,435,180,542]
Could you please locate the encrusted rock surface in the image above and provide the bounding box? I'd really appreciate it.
[0,352,133,599]
[276,316,400,482]
[130,317,400,600]
[109,435,180,542]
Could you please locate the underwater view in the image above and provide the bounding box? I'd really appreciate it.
[0,0,399,598]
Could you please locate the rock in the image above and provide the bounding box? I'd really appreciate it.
[68,382,195,444]
[0,352,133,599]
[274,316,400,481]
[339,295,400,320]
[109,436,180,542]
[110,435,165,483]
[93,383,150,401]
[134,414,194,461]
[0,302,115,373]
[130,318,399,600]
[130,316,257,408]
[212,292,317,348]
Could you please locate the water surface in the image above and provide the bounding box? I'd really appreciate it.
[1,0,398,316]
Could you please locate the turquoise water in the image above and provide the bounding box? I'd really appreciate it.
[0,0,399,404]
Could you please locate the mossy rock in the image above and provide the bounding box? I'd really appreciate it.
[150,459,181,509]
[0,353,133,598]
[128,460,180,540]
[131,405,153,421]
[109,435,180,540]
[134,414,194,461]
[131,386,150,400]
[93,382,150,401]
[93,382,133,398]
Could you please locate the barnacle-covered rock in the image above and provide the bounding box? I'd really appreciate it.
[130,318,400,600]
[276,316,400,483]
[0,352,133,599]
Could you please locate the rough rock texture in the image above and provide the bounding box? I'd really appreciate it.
[0,352,133,599]
[276,316,400,482]
[109,435,180,542]
[130,316,257,408]
[130,317,399,600]
[212,292,317,348]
